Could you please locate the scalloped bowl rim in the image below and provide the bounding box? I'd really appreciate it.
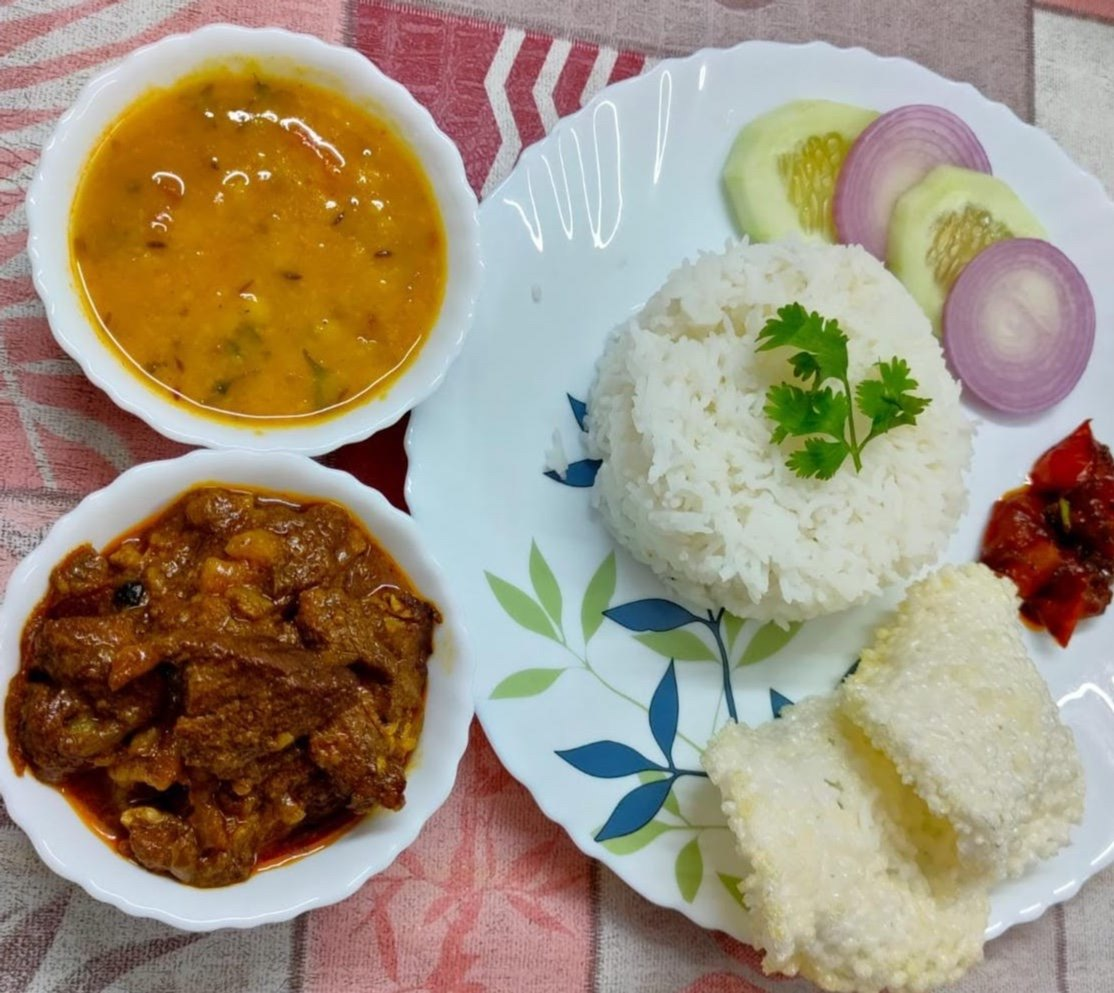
[0,448,475,930]
[26,24,482,456]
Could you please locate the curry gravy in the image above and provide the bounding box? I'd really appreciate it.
[71,67,447,420]
[7,485,436,887]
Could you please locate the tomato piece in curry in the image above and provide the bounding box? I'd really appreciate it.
[70,67,447,420]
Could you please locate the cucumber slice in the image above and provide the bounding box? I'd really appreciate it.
[887,165,1045,332]
[723,99,878,243]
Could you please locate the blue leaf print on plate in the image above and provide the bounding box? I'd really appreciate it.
[567,394,589,432]
[555,661,707,843]
[604,599,703,632]
[648,660,678,768]
[544,393,596,486]
[545,458,602,487]
[595,778,675,842]
[556,741,666,778]
[770,688,794,718]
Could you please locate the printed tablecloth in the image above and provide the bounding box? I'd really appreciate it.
[2,1,1113,990]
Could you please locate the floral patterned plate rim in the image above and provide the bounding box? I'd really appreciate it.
[405,39,1114,943]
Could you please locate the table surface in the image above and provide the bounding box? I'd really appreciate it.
[1,1,1113,991]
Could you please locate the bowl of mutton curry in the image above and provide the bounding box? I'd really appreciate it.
[0,449,473,930]
[26,25,481,455]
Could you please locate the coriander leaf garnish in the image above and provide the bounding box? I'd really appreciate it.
[789,351,822,384]
[763,384,849,446]
[757,305,931,478]
[757,302,848,385]
[786,438,850,480]
[855,358,931,439]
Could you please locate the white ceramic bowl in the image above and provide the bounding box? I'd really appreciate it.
[0,449,474,930]
[26,24,481,456]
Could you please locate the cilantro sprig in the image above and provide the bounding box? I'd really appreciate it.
[757,303,931,480]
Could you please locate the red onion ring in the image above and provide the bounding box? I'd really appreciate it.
[834,104,991,259]
[942,238,1095,415]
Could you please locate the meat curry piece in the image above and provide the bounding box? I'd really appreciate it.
[5,486,438,887]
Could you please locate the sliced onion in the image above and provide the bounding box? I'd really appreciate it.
[942,238,1095,415]
[834,104,991,259]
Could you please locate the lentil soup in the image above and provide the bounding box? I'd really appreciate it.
[70,66,447,420]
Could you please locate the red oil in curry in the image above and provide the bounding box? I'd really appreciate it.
[59,769,128,847]
[59,768,365,874]
[255,808,363,873]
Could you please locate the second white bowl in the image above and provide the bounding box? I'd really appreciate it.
[0,448,474,930]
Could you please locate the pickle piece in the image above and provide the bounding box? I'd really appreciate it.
[723,100,878,243]
[887,165,1045,332]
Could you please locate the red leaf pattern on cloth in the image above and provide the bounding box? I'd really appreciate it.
[302,723,592,993]
[682,974,770,993]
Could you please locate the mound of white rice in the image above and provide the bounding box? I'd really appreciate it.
[585,240,974,625]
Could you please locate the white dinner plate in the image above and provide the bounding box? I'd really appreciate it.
[406,40,1114,942]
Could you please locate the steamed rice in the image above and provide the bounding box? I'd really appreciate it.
[585,240,973,624]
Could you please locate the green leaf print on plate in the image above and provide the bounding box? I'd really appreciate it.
[676,837,704,903]
[600,819,671,855]
[718,873,747,910]
[485,540,815,915]
[529,540,563,627]
[634,629,718,661]
[581,552,617,642]
[723,611,746,652]
[484,572,560,642]
[490,668,568,699]
[738,620,803,666]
